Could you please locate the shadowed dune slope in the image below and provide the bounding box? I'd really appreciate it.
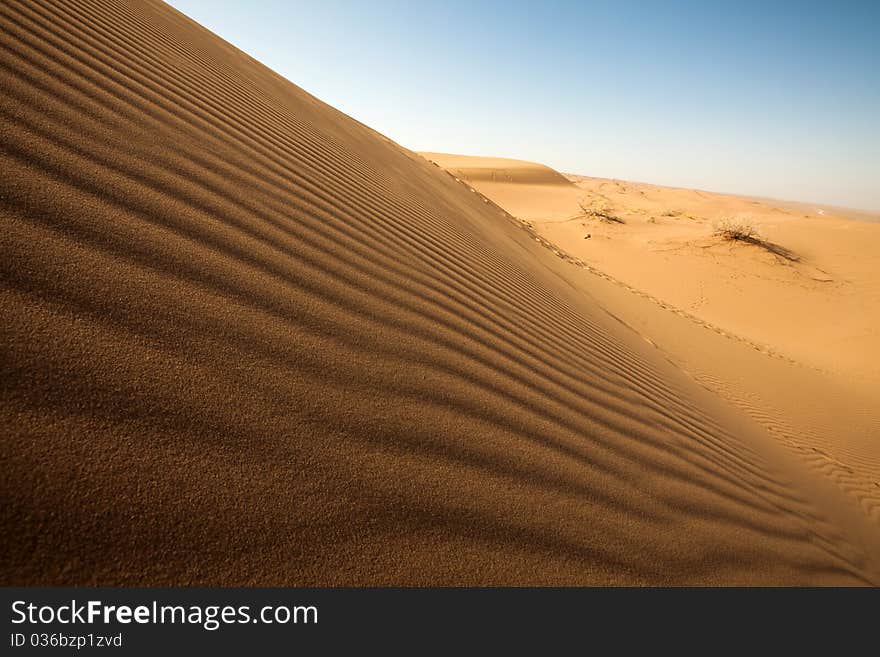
[1,0,877,584]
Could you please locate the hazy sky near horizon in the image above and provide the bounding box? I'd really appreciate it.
[166,0,879,210]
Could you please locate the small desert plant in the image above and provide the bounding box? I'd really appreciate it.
[714,217,759,242]
[578,198,625,224]
[711,217,800,262]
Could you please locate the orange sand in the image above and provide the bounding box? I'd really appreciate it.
[1,1,878,585]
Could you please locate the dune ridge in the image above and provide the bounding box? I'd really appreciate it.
[1,0,878,584]
[422,152,585,222]
[421,152,575,187]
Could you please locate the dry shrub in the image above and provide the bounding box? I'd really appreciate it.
[578,198,625,224]
[714,217,759,241]
[712,217,801,262]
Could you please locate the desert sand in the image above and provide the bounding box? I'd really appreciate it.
[2,0,878,585]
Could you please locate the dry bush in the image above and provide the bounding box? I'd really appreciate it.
[714,217,759,241]
[578,198,625,224]
[712,217,801,262]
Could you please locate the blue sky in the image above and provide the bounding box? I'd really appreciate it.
[166,0,879,209]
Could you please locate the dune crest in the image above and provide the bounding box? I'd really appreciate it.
[2,0,878,585]
[421,152,575,187]
[421,152,584,222]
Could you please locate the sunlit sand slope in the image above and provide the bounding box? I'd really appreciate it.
[1,0,877,584]
[426,153,880,579]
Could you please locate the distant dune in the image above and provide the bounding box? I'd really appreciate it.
[422,152,585,222]
[421,152,574,186]
[2,1,878,585]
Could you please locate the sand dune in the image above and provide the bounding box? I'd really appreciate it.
[421,152,574,186]
[2,0,879,585]
[429,155,880,384]
[426,153,880,570]
[422,152,585,222]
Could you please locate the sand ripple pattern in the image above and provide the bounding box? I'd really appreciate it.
[0,0,875,584]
